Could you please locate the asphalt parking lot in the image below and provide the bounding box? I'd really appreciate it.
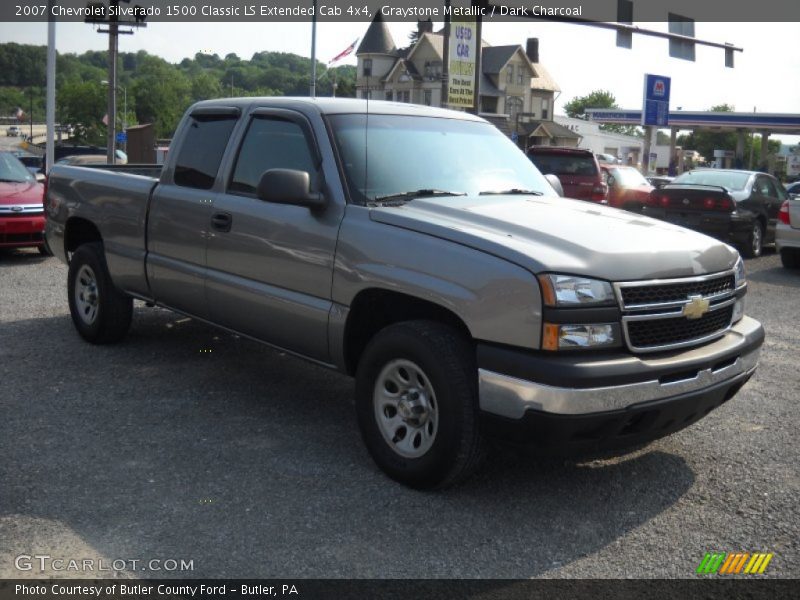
[0,248,797,579]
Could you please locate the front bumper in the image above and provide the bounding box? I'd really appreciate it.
[776,221,800,252]
[0,214,46,248]
[642,208,754,246]
[477,315,764,452]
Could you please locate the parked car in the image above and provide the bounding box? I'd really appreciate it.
[784,181,800,197]
[595,152,621,165]
[647,175,674,189]
[644,169,786,258]
[46,98,763,489]
[45,145,127,171]
[56,154,127,166]
[776,197,800,268]
[0,151,49,254]
[11,151,44,177]
[601,165,654,212]
[6,125,21,137]
[527,146,607,203]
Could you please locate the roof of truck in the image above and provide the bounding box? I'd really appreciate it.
[190,97,486,122]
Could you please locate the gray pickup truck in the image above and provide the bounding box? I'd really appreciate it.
[45,98,764,489]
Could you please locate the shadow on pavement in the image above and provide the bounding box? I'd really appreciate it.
[0,309,695,578]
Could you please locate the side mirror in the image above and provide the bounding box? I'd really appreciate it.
[544,173,564,197]
[606,175,616,187]
[256,169,327,211]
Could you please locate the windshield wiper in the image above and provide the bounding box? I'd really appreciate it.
[373,189,466,204]
[0,178,27,183]
[479,188,544,196]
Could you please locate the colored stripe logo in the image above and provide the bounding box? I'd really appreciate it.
[696,552,773,574]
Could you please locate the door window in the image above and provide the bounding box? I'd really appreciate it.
[228,116,317,196]
[755,176,778,198]
[173,114,238,189]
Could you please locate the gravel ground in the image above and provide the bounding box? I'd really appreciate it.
[0,248,797,579]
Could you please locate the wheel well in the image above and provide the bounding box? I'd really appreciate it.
[343,289,472,376]
[65,218,102,255]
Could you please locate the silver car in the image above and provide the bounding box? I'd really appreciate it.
[777,195,800,268]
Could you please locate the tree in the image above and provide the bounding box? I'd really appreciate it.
[564,90,640,136]
[58,81,107,144]
[131,55,191,137]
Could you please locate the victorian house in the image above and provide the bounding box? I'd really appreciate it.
[355,14,579,148]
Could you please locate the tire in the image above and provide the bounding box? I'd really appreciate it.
[741,220,764,258]
[355,320,485,489]
[67,242,133,344]
[781,248,800,269]
[38,239,53,256]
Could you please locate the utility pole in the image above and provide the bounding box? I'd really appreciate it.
[29,88,34,140]
[107,7,117,164]
[86,0,146,164]
[310,0,318,98]
[441,0,450,108]
[46,0,56,174]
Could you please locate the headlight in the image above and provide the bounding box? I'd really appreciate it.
[733,256,746,288]
[539,274,616,307]
[542,323,621,351]
[732,298,745,323]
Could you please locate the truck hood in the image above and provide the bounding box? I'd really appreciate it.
[369,195,738,280]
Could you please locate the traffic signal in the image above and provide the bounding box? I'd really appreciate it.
[616,0,633,49]
[668,13,696,61]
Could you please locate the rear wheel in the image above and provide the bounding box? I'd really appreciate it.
[355,320,484,489]
[67,242,132,343]
[741,220,763,258]
[781,248,800,269]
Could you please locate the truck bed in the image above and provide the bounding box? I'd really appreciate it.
[46,164,161,297]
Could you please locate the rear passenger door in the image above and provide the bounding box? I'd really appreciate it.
[147,108,240,319]
[752,175,783,240]
[205,108,345,362]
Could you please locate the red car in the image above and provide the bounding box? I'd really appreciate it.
[527,146,607,203]
[601,165,655,212]
[0,152,48,254]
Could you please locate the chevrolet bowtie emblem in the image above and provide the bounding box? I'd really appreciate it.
[683,295,710,320]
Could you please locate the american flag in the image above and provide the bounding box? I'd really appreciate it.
[328,38,359,65]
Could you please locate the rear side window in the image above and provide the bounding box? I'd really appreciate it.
[229,117,317,195]
[529,153,598,177]
[174,115,238,189]
[755,176,778,198]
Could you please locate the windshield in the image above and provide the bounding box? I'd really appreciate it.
[672,170,749,191]
[328,114,554,203]
[528,153,597,177]
[610,167,649,187]
[0,152,34,183]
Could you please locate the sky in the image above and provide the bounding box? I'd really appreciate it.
[4,19,800,143]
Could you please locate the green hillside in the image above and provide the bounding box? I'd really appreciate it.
[0,42,355,143]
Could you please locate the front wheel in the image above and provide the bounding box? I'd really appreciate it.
[741,220,764,258]
[781,248,800,269]
[67,242,133,344]
[355,320,484,489]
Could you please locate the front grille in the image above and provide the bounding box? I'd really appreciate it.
[627,305,733,350]
[621,274,735,307]
[0,232,43,244]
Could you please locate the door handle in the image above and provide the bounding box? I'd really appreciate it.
[210,212,232,232]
